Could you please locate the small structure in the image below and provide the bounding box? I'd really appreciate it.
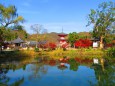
[3,41,10,48]
[58,32,68,47]
[12,37,24,46]
[28,41,47,47]
[27,41,37,47]
[2,37,24,50]
[91,37,100,48]
[93,58,99,64]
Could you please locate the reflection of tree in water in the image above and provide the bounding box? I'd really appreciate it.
[10,77,24,86]
[22,64,26,71]
[27,56,49,80]
[68,59,79,71]
[93,63,115,86]
[57,65,68,71]
[28,63,48,80]
[0,63,25,86]
[0,65,9,85]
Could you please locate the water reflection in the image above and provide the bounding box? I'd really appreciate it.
[92,63,115,86]
[58,64,68,71]
[28,64,48,80]
[11,77,24,86]
[0,56,114,86]
[68,59,79,71]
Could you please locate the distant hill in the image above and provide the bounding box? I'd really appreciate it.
[28,32,91,42]
[28,32,59,43]
[77,32,91,39]
[78,32,91,36]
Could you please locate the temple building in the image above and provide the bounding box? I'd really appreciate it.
[58,32,68,48]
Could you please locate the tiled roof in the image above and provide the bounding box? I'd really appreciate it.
[58,32,67,36]
[28,41,47,45]
[12,37,24,43]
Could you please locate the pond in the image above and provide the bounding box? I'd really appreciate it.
[0,56,115,86]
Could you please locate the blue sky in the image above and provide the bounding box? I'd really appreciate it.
[0,0,114,33]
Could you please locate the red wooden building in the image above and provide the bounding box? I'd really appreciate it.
[58,32,68,48]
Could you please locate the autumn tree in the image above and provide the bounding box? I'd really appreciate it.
[87,1,115,48]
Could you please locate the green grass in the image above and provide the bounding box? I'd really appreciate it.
[47,48,105,59]
[0,50,36,58]
[0,48,114,60]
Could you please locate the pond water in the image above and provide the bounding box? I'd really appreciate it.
[0,57,115,86]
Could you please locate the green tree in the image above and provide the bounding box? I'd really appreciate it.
[68,32,79,47]
[13,25,24,31]
[24,32,28,40]
[0,4,24,51]
[0,4,24,27]
[12,25,28,40]
[87,1,115,49]
[14,32,18,39]
[110,22,115,34]
[0,29,3,52]
[2,28,14,41]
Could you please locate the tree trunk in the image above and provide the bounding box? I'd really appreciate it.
[100,36,104,49]
[0,46,2,53]
[100,58,105,71]
[36,42,38,48]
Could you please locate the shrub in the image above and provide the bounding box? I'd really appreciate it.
[63,48,66,51]
[48,42,57,50]
[74,39,92,48]
[107,48,115,57]
[105,43,114,48]
[43,42,57,50]
[34,47,39,52]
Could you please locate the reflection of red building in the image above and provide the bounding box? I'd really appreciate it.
[58,33,68,47]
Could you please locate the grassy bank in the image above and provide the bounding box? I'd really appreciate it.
[47,48,105,59]
[0,48,114,60]
[0,50,36,58]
